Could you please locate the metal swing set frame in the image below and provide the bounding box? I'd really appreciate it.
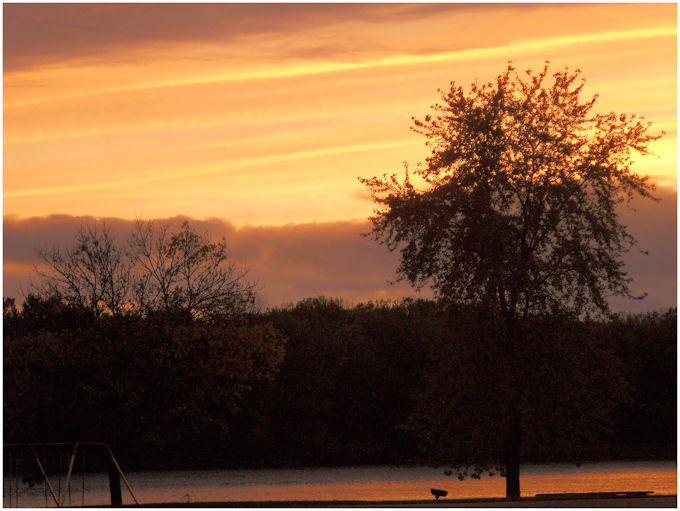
[4,441,138,507]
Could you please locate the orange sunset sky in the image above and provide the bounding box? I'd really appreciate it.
[3,3,677,309]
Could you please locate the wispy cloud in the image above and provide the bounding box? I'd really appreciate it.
[4,139,420,199]
[5,25,675,110]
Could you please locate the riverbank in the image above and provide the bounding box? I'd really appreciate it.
[6,461,676,507]
[135,494,677,507]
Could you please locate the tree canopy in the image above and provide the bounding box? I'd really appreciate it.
[361,63,661,319]
[35,220,256,319]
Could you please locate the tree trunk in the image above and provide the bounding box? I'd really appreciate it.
[503,313,522,499]
[504,380,522,498]
[505,442,521,498]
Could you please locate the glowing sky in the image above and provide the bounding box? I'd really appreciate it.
[3,4,677,309]
[4,3,676,225]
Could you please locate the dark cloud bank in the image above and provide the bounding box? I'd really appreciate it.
[3,3,474,71]
[3,187,676,312]
[3,215,421,309]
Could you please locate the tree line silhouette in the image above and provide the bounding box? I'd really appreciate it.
[4,293,675,472]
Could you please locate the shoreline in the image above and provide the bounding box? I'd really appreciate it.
[122,457,678,475]
[132,494,677,508]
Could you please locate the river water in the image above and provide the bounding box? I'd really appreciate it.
[3,461,676,507]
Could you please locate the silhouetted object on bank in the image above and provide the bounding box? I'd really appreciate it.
[361,63,662,499]
[431,488,448,500]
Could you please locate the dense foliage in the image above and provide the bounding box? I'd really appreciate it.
[4,295,675,471]
[4,295,285,469]
[408,308,629,477]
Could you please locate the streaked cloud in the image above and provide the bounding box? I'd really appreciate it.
[6,25,675,110]
[4,139,419,199]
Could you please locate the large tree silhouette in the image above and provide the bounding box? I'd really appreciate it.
[360,63,661,497]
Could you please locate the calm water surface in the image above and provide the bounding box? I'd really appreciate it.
[4,461,676,506]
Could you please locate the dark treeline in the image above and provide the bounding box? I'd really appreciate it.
[3,294,675,471]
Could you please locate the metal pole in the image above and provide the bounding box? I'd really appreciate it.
[30,446,59,506]
[14,452,19,507]
[81,449,85,507]
[58,450,62,505]
[59,444,77,507]
[8,453,13,508]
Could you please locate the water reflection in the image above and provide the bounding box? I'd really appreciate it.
[3,461,676,507]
